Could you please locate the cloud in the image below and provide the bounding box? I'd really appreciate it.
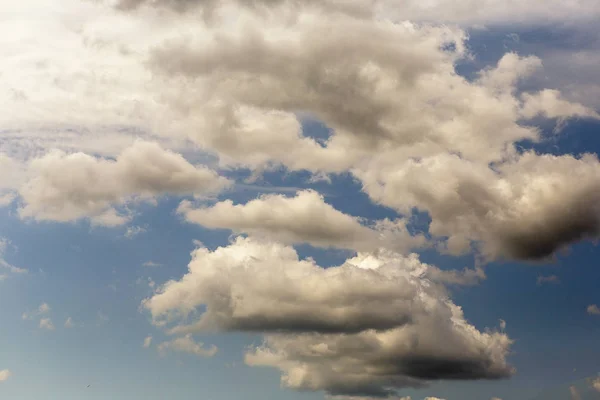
[125,225,147,238]
[114,0,371,18]
[157,334,217,357]
[18,141,231,225]
[143,261,162,267]
[64,317,74,328]
[147,11,599,261]
[375,0,600,26]
[4,0,600,264]
[425,266,486,287]
[38,303,51,314]
[587,304,600,315]
[520,89,599,120]
[145,238,513,397]
[537,275,560,286]
[143,336,152,348]
[360,151,600,261]
[0,238,27,276]
[0,369,11,382]
[113,0,600,26]
[0,192,16,207]
[178,190,425,253]
[39,318,55,331]
[22,302,51,320]
[570,385,582,400]
[591,377,600,392]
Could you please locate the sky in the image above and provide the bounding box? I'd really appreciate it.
[1,1,600,400]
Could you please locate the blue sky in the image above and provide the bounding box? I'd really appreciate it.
[2,1,600,400]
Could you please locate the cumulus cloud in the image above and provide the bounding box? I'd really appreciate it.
[587,305,600,315]
[64,317,74,328]
[146,11,599,261]
[125,225,147,238]
[145,238,513,397]
[591,377,600,392]
[22,302,51,320]
[4,0,600,263]
[18,141,231,225]
[157,334,217,357]
[360,151,600,261]
[143,336,153,348]
[178,190,425,253]
[0,369,11,382]
[142,261,162,267]
[114,0,371,18]
[39,318,55,331]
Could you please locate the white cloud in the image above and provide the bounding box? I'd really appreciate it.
[39,318,55,331]
[64,317,74,328]
[145,238,513,397]
[143,336,152,348]
[144,10,599,261]
[520,89,599,120]
[2,0,599,264]
[0,238,27,276]
[0,192,16,207]
[499,319,507,332]
[179,190,425,253]
[0,369,12,382]
[22,302,51,320]
[125,225,147,238]
[587,304,600,315]
[591,376,600,392]
[18,141,231,225]
[142,261,161,267]
[157,334,217,358]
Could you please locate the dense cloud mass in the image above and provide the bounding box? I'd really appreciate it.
[145,10,600,260]
[178,190,425,252]
[144,238,513,397]
[17,141,230,225]
[4,0,600,399]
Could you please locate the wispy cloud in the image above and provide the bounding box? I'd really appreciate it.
[537,275,561,286]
